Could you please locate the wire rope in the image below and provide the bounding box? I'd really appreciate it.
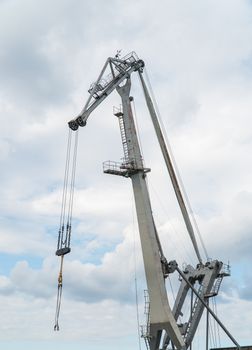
[54,128,79,331]
[54,255,64,331]
[209,312,217,349]
[211,298,219,348]
[140,68,209,262]
[147,180,195,266]
[167,275,183,325]
[57,128,72,250]
[67,130,79,225]
[132,98,145,166]
[132,193,142,350]
[134,94,196,265]
[213,297,221,347]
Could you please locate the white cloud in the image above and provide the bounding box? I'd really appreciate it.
[0,0,252,348]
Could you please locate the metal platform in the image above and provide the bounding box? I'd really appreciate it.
[103,160,150,177]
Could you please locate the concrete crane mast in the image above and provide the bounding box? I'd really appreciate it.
[57,52,240,349]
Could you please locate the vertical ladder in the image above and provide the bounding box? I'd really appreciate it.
[211,276,223,296]
[141,290,151,350]
[113,106,129,161]
[205,264,231,298]
[183,284,204,340]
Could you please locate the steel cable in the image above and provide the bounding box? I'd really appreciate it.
[139,68,209,262]
[54,256,64,331]
[54,128,79,331]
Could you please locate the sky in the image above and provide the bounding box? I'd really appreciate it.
[0,0,252,349]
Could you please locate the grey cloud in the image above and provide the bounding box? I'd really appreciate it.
[0,234,145,304]
[239,280,252,301]
[0,0,252,346]
[200,191,252,261]
[7,259,55,299]
[0,0,146,115]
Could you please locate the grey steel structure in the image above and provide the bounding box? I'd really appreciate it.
[68,52,239,349]
[211,348,252,350]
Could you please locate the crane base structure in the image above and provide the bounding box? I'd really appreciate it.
[211,348,252,350]
[55,52,246,349]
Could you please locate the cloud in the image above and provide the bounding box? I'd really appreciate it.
[196,190,252,262]
[0,0,252,348]
[0,225,145,301]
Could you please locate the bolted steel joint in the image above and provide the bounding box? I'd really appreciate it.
[167,260,178,274]
[76,116,87,127]
[68,119,79,131]
[134,59,145,72]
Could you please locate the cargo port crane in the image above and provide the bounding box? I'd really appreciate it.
[56,52,241,349]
